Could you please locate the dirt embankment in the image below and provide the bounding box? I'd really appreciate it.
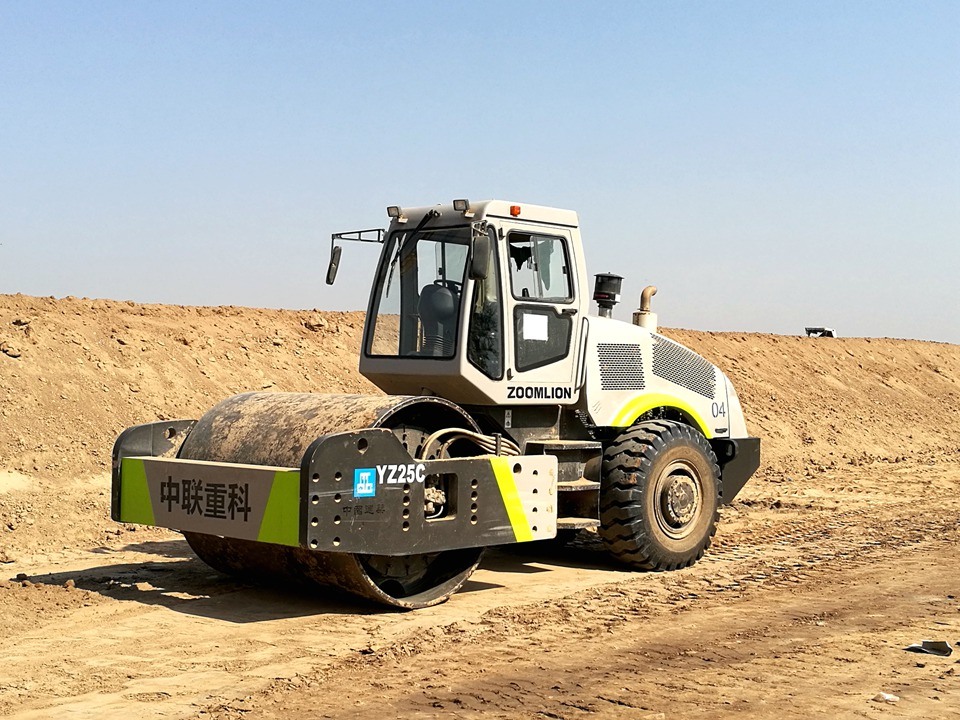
[668,328,960,474]
[0,294,375,558]
[1,292,958,482]
[2,291,958,562]
[0,293,375,479]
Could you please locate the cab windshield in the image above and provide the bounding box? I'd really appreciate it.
[366,226,470,358]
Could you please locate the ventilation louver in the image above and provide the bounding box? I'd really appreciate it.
[597,343,645,390]
[652,335,716,398]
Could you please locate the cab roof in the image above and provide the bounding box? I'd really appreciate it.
[391,200,579,229]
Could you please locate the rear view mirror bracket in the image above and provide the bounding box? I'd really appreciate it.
[326,228,385,285]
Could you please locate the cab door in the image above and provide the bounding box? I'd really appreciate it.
[502,226,582,403]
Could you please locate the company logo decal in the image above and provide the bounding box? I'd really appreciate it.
[353,468,376,498]
[506,385,573,400]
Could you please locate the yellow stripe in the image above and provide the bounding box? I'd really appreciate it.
[119,458,156,526]
[256,470,302,547]
[491,457,533,542]
[610,392,713,438]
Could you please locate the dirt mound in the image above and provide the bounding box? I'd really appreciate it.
[0,293,375,478]
[667,328,960,474]
[2,292,957,480]
[0,294,376,558]
[1,292,959,559]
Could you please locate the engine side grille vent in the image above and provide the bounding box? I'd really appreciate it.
[597,343,645,390]
[652,335,716,398]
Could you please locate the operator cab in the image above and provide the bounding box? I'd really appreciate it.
[367,223,476,361]
[329,200,589,406]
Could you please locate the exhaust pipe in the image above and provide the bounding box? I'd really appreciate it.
[633,285,658,331]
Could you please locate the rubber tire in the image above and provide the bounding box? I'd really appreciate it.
[599,420,720,570]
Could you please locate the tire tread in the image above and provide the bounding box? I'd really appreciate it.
[599,421,720,571]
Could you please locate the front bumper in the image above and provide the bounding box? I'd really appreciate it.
[711,437,761,503]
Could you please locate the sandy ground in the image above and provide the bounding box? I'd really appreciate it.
[2,293,960,719]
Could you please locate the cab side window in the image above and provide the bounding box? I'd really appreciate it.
[508,232,576,372]
[508,233,572,301]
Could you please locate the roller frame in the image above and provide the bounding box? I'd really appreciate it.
[113,423,558,555]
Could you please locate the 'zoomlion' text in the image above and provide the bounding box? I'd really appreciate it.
[506,386,573,400]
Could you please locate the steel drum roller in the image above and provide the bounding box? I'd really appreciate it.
[177,392,483,609]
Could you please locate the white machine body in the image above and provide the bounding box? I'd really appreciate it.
[355,200,751,441]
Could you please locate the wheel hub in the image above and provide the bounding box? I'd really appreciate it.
[655,459,703,539]
[664,476,698,525]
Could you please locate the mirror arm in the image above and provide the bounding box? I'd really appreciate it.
[325,228,385,285]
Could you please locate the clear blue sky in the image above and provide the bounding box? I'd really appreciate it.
[1,2,958,342]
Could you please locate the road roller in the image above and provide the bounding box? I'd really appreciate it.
[112,199,760,609]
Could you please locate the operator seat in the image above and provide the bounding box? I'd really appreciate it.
[418,283,459,356]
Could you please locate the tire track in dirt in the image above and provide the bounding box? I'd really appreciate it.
[3,461,939,719]
[193,464,960,719]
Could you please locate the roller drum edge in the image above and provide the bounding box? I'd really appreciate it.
[177,391,483,609]
[182,532,483,609]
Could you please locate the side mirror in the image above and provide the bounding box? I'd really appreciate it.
[326,245,342,285]
[324,228,386,286]
[469,224,491,280]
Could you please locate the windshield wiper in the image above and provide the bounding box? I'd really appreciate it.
[385,209,441,295]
